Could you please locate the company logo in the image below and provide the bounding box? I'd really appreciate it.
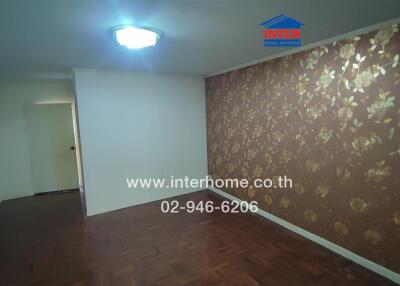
[260,14,304,47]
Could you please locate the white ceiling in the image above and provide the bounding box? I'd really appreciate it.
[0,0,399,76]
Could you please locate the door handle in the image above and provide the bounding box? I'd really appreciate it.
[70,146,76,150]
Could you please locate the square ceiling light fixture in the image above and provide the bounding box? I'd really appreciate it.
[113,26,160,49]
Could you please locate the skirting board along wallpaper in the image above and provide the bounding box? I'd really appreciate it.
[206,24,400,272]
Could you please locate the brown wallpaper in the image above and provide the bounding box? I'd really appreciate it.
[206,24,400,272]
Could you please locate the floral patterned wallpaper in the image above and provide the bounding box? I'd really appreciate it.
[206,24,400,272]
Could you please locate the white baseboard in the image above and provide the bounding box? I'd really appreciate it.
[208,187,400,284]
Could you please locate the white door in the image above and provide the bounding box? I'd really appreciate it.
[25,103,79,193]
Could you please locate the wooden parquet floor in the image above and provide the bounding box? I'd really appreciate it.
[0,190,396,286]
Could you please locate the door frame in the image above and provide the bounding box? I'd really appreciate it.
[28,98,86,215]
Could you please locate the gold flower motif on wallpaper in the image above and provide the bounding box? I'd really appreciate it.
[247,149,258,161]
[306,104,326,121]
[305,160,321,173]
[334,222,349,236]
[215,155,222,167]
[227,162,236,174]
[316,127,334,144]
[271,130,284,144]
[295,134,306,147]
[253,124,263,138]
[338,96,358,131]
[246,109,257,122]
[281,97,293,117]
[252,81,262,97]
[294,183,305,195]
[350,118,363,133]
[351,133,381,156]
[366,160,390,182]
[222,145,229,158]
[316,67,335,91]
[315,183,329,198]
[264,153,274,166]
[364,229,383,245]
[247,186,256,199]
[279,196,291,209]
[337,106,354,128]
[272,82,283,97]
[339,43,356,60]
[295,73,310,95]
[231,105,240,118]
[232,142,240,154]
[306,50,320,69]
[264,194,272,206]
[371,26,398,49]
[215,122,222,134]
[394,212,400,225]
[206,24,400,270]
[306,46,328,70]
[210,142,218,153]
[350,198,369,213]
[252,165,263,178]
[353,68,374,92]
[336,166,351,181]
[281,150,292,164]
[240,163,250,178]
[367,90,395,123]
[227,127,236,139]
[304,209,318,222]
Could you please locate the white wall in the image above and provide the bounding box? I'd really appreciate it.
[0,79,74,201]
[74,69,207,216]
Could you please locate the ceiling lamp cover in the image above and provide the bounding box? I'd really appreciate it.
[114,26,160,49]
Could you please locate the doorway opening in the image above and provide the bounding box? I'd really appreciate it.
[24,100,84,204]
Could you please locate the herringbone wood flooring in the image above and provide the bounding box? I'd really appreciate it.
[0,190,396,285]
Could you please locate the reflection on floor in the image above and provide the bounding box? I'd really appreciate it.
[0,190,395,285]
